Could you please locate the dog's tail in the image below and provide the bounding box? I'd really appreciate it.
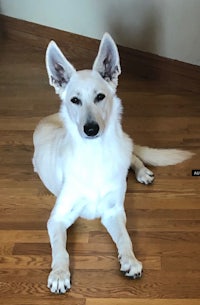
[133,145,194,166]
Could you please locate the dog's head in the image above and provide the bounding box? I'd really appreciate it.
[45,33,121,139]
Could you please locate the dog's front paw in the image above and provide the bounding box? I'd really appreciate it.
[47,269,71,293]
[136,167,154,185]
[119,254,143,279]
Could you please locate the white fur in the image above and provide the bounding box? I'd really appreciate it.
[33,33,193,293]
[133,145,194,167]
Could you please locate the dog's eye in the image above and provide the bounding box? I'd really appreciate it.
[95,93,105,103]
[71,97,82,105]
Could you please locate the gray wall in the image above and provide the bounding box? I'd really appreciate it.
[1,0,200,65]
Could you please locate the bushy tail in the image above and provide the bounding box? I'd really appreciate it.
[134,145,194,167]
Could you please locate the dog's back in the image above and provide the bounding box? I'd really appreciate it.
[33,113,66,196]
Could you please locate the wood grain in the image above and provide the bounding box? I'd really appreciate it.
[0,18,199,305]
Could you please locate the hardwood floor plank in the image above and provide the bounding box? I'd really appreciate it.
[71,255,160,271]
[0,255,51,269]
[0,298,85,305]
[162,254,200,271]
[0,243,14,255]
[70,270,200,298]
[86,299,200,305]
[0,230,88,243]
[0,230,49,243]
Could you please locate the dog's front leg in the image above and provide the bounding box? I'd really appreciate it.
[47,217,71,293]
[101,210,143,278]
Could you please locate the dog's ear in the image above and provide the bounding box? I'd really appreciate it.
[93,33,121,90]
[45,41,76,96]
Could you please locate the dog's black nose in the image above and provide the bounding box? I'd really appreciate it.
[84,122,99,137]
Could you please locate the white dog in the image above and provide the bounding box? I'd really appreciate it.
[33,33,193,293]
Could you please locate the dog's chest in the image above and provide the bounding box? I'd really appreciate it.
[67,142,123,187]
[62,139,130,218]
[68,161,125,219]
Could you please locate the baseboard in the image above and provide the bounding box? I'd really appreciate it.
[2,15,200,93]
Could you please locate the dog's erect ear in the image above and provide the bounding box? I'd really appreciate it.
[45,41,76,95]
[93,33,121,89]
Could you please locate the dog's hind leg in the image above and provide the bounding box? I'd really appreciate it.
[47,218,71,293]
[131,154,154,185]
[101,210,143,279]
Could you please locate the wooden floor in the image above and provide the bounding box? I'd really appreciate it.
[0,37,200,305]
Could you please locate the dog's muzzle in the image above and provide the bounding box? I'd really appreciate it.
[83,121,100,138]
